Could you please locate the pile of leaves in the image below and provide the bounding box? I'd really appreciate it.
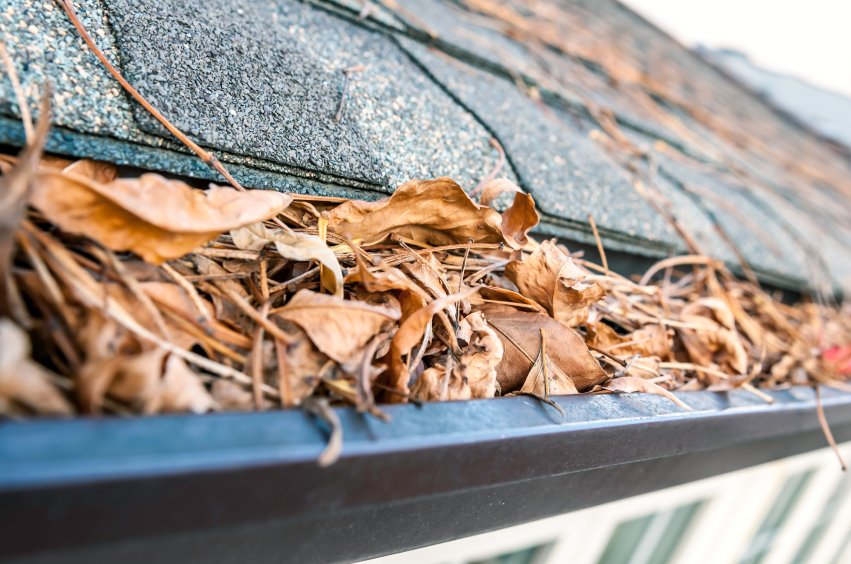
[3,113,851,432]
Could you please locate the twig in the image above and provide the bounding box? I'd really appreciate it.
[374,382,423,407]
[816,385,847,471]
[251,301,271,410]
[588,214,608,276]
[161,263,215,326]
[741,382,775,404]
[358,333,389,414]
[99,246,171,340]
[0,42,33,142]
[56,1,246,192]
[303,397,343,467]
[517,392,566,418]
[456,238,473,324]
[259,258,270,301]
[357,0,372,20]
[465,259,510,284]
[439,355,455,401]
[469,138,506,197]
[541,328,550,395]
[612,355,638,377]
[586,344,627,367]
[199,282,295,345]
[268,266,320,296]
[334,64,365,123]
[275,339,293,408]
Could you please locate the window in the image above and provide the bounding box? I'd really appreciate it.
[595,501,704,564]
[737,470,816,564]
[791,473,851,564]
[467,542,553,564]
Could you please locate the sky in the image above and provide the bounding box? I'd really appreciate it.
[621,0,851,98]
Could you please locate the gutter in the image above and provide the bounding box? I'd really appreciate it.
[1,387,850,564]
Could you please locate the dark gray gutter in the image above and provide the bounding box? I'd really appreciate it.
[1,387,850,564]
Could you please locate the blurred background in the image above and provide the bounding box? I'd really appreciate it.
[624,0,851,149]
[359,2,851,562]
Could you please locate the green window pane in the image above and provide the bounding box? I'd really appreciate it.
[791,473,851,564]
[468,542,553,564]
[738,470,816,564]
[648,501,704,564]
[595,514,655,564]
[596,501,704,564]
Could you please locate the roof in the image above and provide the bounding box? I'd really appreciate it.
[2,0,851,291]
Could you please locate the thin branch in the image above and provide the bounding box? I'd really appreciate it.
[816,386,847,471]
[588,214,608,276]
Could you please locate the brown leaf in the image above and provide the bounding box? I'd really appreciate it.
[453,311,503,398]
[211,379,255,411]
[479,178,539,249]
[62,159,118,183]
[519,350,579,396]
[274,289,399,372]
[478,304,608,393]
[78,345,215,414]
[505,240,605,326]
[680,299,748,375]
[29,173,292,264]
[189,255,248,327]
[274,319,326,406]
[411,366,458,401]
[0,318,74,415]
[326,177,505,246]
[606,376,692,410]
[476,286,546,313]
[587,322,672,359]
[231,222,343,297]
[1,91,51,321]
[389,286,480,398]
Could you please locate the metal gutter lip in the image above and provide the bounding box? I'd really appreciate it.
[1,387,850,564]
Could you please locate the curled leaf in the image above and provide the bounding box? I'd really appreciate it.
[519,349,579,396]
[389,286,480,398]
[0,318,73,415]
[326,177,505,246]
[231,222,343,297]
[505,240,605,326]
[62,159,118,183]
[274,289,399,372]
[30,173,293,264]
[606,376,692,411]
[478,304,608,393]
[479,178,539,250]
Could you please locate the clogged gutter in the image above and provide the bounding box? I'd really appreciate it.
[0,2,849,469]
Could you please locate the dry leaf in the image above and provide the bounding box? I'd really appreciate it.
[680,298,748,375]
[519,349,579,396]
[478,304,607,393]
[0,318,74,415]
[274,289,399,372]
[455,311,503,398]
[606,376,692,410]
[211,379,255,411]
[411,366,460,401]
[479,178,539,250]
[476,286,546,313]
[327,177,506,246]
[389,286,480,398]
[587,322,672,359]
[29,172,292,264]
[231,222,343,297]
[505,240,605,326]
[274,319,326,406]
[62,159,118,183]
